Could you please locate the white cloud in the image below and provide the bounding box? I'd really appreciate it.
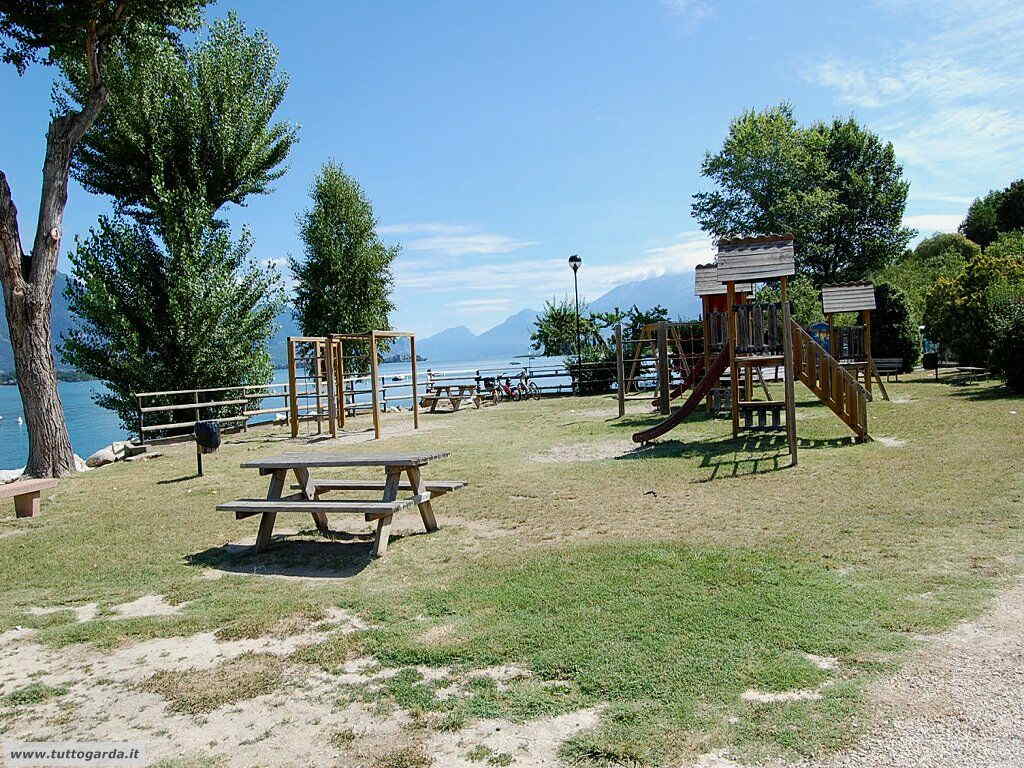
[377,222,470,236]
[445,297,515,313]
[381,222,539,257]
[804,0,1024,180]
[903,213,962,235]
[393,230,715,308]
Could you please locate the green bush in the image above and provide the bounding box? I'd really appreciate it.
[871,284,920,373]
[989,304,1024,392]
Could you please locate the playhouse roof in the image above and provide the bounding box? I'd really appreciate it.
[694,263,751,296]
[715,234,796,283]
[821,282,876,314]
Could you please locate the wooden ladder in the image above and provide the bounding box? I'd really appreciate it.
[791,320,869,441]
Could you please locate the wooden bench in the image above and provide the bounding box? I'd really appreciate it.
[420,384,481,413]
[218,495,419,522]
[0,478,58,518]
[955,366,989,384]
[874,358,903,382]
[292,479,465,497]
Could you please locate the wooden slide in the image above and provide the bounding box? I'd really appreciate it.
[632,347,730,444]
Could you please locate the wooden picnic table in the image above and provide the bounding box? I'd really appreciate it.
[217,451,466,557]
[420,384,481,413]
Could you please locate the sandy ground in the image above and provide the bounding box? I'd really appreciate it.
[2,578,1022,767]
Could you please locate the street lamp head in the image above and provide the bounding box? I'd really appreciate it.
[568,254,582,272]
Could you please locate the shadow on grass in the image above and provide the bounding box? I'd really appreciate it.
[613,434,858,482]
[184,527,430,579]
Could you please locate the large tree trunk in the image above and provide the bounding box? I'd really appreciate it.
[0,92,106,478]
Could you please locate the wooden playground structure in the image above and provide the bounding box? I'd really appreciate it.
[286,331,419,441]
[624,235,872,462]
[822,282,890,402]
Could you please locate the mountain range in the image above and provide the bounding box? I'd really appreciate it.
[0,269,703,371]
[412,269,703,362]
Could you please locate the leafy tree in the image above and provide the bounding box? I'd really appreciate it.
[0,0,209,476]
[693,104,913,284]
[870,283,919,373]
[960,190,1004,249]
[987,279,1024,392]
[58,12,294,431]
[923,234,1024,366]
[530,298,601,357]
[755,275,824,327]
[995,180,1024,237]
[60,11,298,229]
[876,233,979,326]
[61,216,282,429]
[291,162,397,372]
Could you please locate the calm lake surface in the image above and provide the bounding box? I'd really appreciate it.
[0,355,568,471]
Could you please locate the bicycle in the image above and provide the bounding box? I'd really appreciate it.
[516,370,541,400]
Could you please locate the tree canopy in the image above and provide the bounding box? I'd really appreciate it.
[59,11,298,228]
[693,103,913,285]
[291,162,397,371]
[876,233,979,326]
[530,298,602,357]
[58,11,293,430]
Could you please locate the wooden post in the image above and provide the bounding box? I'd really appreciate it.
[827,314,836,359]
[656,322,670,415]
[287,338,299,438]
[410,334,420,430]
[369,332,382,440]
[193,390,200,428]
[313,341,323,435]
[324,335,338,437]
[136,395,145,444]
[702,296,713,412]
[615,323,626,418]
[727,281,739,439]
[337,339,346,428]
[862,309,873,398]
[781,277,798,466]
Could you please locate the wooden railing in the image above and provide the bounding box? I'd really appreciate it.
[791,321,869,440]
[134,383,292,442]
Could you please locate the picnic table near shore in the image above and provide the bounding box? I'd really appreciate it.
[217,451,466,556]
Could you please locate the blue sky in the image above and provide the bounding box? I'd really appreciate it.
[4,0,1023,336]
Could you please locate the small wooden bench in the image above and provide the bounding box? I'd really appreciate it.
[420,384,481,413]
[955,366,988,384]
[874,358,903,382]
[0,478,58,518]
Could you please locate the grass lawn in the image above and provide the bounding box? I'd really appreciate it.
[0,372,1021,766]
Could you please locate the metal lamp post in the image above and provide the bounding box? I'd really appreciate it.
[568,254,582,392]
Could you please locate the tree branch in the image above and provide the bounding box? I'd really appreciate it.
[0,171,27,294]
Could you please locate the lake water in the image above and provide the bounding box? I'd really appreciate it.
[0,355,569,471]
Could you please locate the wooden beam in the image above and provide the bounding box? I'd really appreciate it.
[615,323,626,418]
[410,334,420,430]
[369,331,382,440]
[727,281,739,439]
[657,321,670,416]
[781,276,798,467]
[287,338,300,438]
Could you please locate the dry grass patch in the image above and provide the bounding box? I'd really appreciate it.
[140,652,286,714]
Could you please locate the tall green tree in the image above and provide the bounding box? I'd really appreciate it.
[693,104,913,284]
[530,298,601,357]
[62,216,281,429]
[960,189,1006,249]
[923,234,1024,366]
[876,233,979,326]
[60,11,297,230]
[58,12,294,430]
[995,180,1024,236]
[291,162,398,371]
[0,0,209,477]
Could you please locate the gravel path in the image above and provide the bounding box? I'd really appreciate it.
[785,577,1024,768]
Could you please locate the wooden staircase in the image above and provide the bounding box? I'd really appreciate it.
[791,320,869,441]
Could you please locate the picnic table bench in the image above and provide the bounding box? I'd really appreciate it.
[420,384,482,413]
[955,366,989,384]
[0,478,58,518]
[217,451,465,557]
[874,357,903,382]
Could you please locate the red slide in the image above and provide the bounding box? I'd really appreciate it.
[632,347,730,443]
